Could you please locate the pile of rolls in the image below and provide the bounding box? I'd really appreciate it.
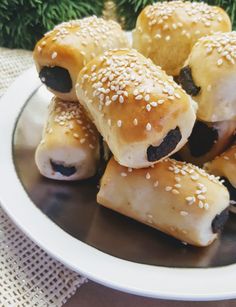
[33,1,236,247]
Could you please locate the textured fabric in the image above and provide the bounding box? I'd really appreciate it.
[0,47,33,97]
[0,48,86,306]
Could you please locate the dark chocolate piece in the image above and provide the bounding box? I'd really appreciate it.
[39,66,72,93]
[147,127,182,162]
[178,66,201,96]
[50,160,76,177]
[212,208,229,233]
[188,121,218,157]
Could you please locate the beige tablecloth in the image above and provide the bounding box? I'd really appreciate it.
[0,47,86,307]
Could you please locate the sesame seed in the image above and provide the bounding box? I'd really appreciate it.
[155,34,162,39]
[51,51,57,59]
[117,120,122,127]
[80,138,86,144]
[146,123,152,131]
[174,184,181,188]
[112,95,118,101]
[119,96,124,103]
[91,65,96,72]
[185,196,195,205]
[217,58,223,66]
[165,186,172,192]
[191,174,199,181]
[150,101,158,107]
[128,167,133,172]
[135,94,143,100]
[146,172,151,179]
[157,99,165,104]
[198,201,204,209]
[73,133,79,139]
[172,189,179,195]
[121,172,127,177]
[197,195,206,200]
[180,211,188,216]
[165,36,171,41]
[89,144,95,149]
[146,104,151,112]
[133,118,138,126]
[204,203,209,210]
[154,180,159,187]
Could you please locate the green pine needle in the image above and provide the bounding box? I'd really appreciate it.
[115,0,236,30]
[0,0,104,50]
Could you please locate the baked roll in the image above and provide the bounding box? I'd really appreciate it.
[97,157,230,247]
[76,49,197,168]
[205,145,236,189]
[178,120,236,166]
[179,32,236,122]
[35,97,100,181]
[33,16,129,101]
[132,1,231,76]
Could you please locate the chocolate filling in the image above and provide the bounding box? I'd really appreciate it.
[50,160,76,177]
[39,66,72,93]
[188,121,218,157]
[147,127,182,162]
[178,66,201,96]
[212,208,229,234]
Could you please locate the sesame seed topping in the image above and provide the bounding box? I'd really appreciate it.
[172,189,179,195]
[197,194,206,200]
[180,211,188,216]
[185,196,195,205]
[146,172,151,179]
[217,58,223,66]
[117,120,122,127]
[79,48,186,135]
[133,118,138,126]
[146,123,152,131]
[204,203,209,210]
[165,186,172,192]
[73,133,79,139]
[174,184,181,188]
[198,201,204,209]
[154,180,159,187]
[121,172,127,177]
[150,101,158,107]
[51,51,57,59]
[146,104,151,112]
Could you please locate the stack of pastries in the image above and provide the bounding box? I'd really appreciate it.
[33,2,236,247]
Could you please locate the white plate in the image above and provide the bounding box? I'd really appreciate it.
[1,67,236,301]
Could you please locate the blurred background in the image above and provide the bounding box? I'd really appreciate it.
[0,0,235,50]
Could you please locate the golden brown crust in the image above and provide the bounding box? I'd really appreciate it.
[204,144,236,188]
[33,17,129,101]
[185,32,236,122]
[76,48,196,168]
[133,1,231,76]
[97,157,229,246]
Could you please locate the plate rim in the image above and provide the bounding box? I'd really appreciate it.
[1,67,236,301]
